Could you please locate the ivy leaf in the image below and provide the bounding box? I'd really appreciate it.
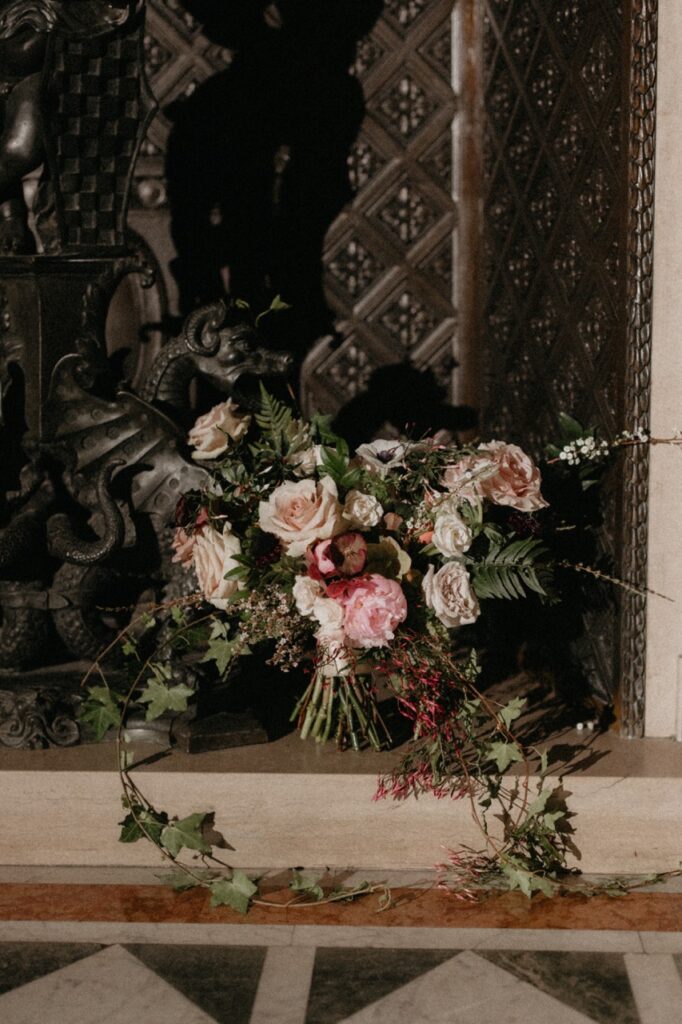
[498,697,526,731]
[202,637,239,676]
[119,807,168,845]
[290,869,324,902]
[160,813,213,858]
[487,740,524,773]
[209,871,257,913]
[138,679,195,721]
[79,686,124,741]
[526,788,552,818]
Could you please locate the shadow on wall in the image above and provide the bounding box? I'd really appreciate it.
[166,0,382,371]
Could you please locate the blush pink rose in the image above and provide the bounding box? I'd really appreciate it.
[441,454,492,501]
[477,441,548,512]
[188,399,251,460]
[258,476,344,557]
[328,574,407,649]
[171,527,195,569]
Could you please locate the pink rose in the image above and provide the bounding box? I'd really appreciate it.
[188,399,251,460]
[258,476,344,557]
[171,527,195,569]
[441,454,491,501]
[477,441,548,512]
[328,574,407,649]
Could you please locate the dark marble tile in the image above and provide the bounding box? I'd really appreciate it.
[305,947,457,1024]
[0,942,103,995]
[479,950,639,1024]
[125,943,266,1024]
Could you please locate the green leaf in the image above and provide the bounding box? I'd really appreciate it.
[119,807,167,845]
[78,686,124,741]
[472,538,550,601]
[160,813,213,858]
[498,697,526,731]
[487,740,524,773]
[290,869,324,902]
[557,412,588,440]
[138,678,194,721]
[209,871,257,912]
[526,788,552,818]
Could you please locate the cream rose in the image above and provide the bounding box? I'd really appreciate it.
[422,562,480,629]
[477,441,548,512]
[432,511,472,558]
[292,575,325,617]
[193,524,242,610]
[342,489,383,529]
[188,399,251,460]
[258,476,344,556]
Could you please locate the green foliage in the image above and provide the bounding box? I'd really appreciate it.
[255,384,294,455]
[159,812,213,858]
[119,804,168,845]
[156,869,218,892]
[486,740,524,773]
[138,665,194,721]
[472,538,549,600]
[290,869,324,902]
[79,686,125,741]
[498,697,526,731]
[208,871,258,913]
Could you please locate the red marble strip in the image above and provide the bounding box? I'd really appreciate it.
[0,884,681,930]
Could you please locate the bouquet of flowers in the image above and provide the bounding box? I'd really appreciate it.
[172,387,552,752]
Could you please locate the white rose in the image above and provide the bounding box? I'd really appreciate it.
[193,524,242,610]
[432,511,472,557]
[355,439,407,478]
[311,596,344,630]
[258,476,344,556]
[422,562,480,629]
[292,575,325,617]
[188,399,251,460]
[286,446,318,477]
[343,489,383,529]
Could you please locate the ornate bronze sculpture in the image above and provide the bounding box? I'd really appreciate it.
[0,1,292,747]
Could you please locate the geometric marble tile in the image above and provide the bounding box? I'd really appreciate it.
[333,950,597,1023]
[305,947,458,1024]
[479,950,639,1024]
[0,944,219,1023]
[625,953,682,1024]
[0,942,104,995]
[126,944,265,1024]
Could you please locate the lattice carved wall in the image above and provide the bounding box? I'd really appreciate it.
[302,0,457,414]
[130,1,457,416]
[478,0,656,727]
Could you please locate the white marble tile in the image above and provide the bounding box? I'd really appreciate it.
[471,927,645,953]
[0,919,294,946]
[290,924,645,952]
[0,865,165,885]
[337,949,595,1024]
[639,932,682,953]
[0,944,217,1023]
[625,953,682,1024]
[249,946,315,1024]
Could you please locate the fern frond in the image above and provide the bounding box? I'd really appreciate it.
[472,537,550,601]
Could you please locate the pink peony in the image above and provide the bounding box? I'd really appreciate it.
[328,574,407,649]
[477,441,548,512]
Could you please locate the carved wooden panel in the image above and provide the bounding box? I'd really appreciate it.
[302,0,458,414]
[476,0,657,731]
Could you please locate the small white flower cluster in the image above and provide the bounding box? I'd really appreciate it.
[557,436,610,465]
[558,427,649,467]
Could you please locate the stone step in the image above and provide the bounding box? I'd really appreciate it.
[2,731,681,873]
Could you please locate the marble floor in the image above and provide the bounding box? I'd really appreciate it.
[1,872,681,1023]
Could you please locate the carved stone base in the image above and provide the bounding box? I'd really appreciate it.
[173,710,268,754]
[0,686,80,748]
